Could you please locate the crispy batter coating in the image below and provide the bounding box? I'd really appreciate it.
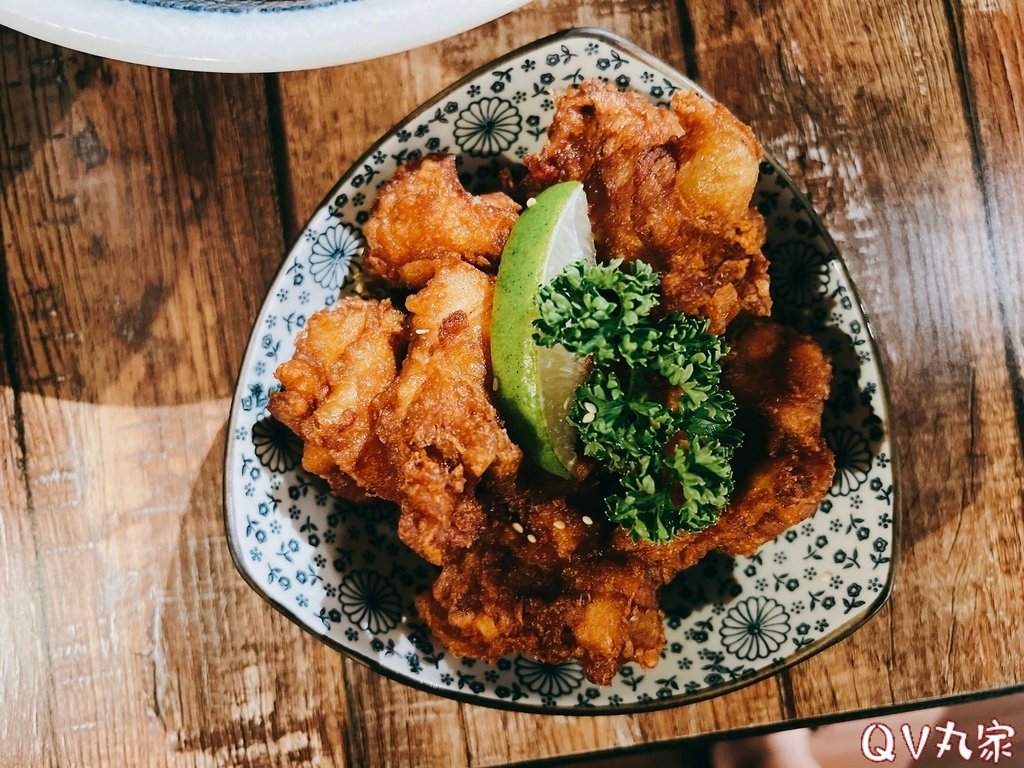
[365,260,523,564]
[711,317,835,556]
[363,154,521,289]
[270,263,521,565]
[524,81,771,333]
[419,318,833,684]
[613,318,835,578]
[272,83,835,684]
[268,298,406,501]
[416,484,666,685]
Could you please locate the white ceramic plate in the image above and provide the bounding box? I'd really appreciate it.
[224,28,900,713]
[0,0,532,73]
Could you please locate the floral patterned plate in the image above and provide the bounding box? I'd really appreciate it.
[224,28,899,714]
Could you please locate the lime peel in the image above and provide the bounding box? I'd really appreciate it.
[491,181,595,478]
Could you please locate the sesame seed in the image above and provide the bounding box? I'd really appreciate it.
[526,197,537,208]
[492,378,500,392]
[526,534,537,543]
[414,328,429,335]
[582,515,594,526]
[553,520,566,530]
[512,522,524,533]
[584,402,597,414]
[580,412,595,424]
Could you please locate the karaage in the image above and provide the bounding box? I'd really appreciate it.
[612,318,835,580]
[270,262,521,565]
[268,298,406,501]
[364,154,521,289]
[366,260,523,564]
[420,319,833,683]
[712,317,836,556]
[416,483,665,685]
[525,81,771,333]
[271,80,836,686]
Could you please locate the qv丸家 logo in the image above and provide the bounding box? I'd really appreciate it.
[861,718,1015,763]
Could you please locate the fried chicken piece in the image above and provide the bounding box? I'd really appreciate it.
[712,318,835,555]
[363,154,521,289]
[363,260,522,564]
[419,319,832,683]
[416,484,666,685]
[268,298,406,501]
[270,263,520,564]
[525,81,770,333]
[613,318,834,577]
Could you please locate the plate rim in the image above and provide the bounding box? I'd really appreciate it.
[0,0,532,73]
[222,25,902,716]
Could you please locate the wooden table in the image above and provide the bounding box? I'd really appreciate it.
[1,1,1022,765]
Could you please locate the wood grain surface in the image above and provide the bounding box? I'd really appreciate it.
[1,0,1022,765]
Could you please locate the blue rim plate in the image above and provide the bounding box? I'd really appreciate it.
[223,27,900,714]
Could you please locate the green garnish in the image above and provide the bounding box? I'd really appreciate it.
[534,259,741,543]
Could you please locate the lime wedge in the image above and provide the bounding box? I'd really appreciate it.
[492,181,596,478]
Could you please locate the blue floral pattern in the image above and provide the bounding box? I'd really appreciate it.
[719,597,791,660]
[123,0,352,12]
[768,241,830,307]
[338,570,402,634]
[309,224,362,290]
[251,416,302,473]
[826,426,874,497]
[513,656,586,699]
[453,97,523,157]
[224,29,897,713]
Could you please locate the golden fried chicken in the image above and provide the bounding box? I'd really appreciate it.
[612,318,834,579]
[363,154,521,289]
[272,81,835,686]
[363,260,522,564]
[712,317,835,555]
[416,484,665,685]
[421,319,833,683]
[525,81,770,333]
[270,263,521,564]
[268,298,406,501]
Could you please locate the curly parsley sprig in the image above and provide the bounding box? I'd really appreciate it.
[535,259,661,366]
[534,260,741,543]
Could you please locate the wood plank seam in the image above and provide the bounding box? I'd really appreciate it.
[264,73,299,247]
[0,216,60,765]
[940,0,1024,453]
[778,672,799,722]
[341,660,366,767]
[673,0,701,81]
[457,704,476,768]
